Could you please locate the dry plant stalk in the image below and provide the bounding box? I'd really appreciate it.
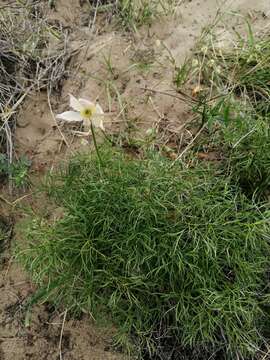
[0,2,74,190]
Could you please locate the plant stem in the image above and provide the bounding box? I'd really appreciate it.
[90,122,103,166]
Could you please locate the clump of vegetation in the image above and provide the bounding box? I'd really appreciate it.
[19,147,270,359]
[0,154,31,189]
[221,107,270,199]
[91,0,175,31]
[175,22,270,199]
[117,0,172,31]
[175,22,270,109]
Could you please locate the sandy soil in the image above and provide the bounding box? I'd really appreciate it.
[1,0,270,359]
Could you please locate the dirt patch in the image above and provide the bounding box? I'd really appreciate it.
[0,258,126,360]
[15,0,270,161]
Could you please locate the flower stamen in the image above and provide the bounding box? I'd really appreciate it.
[80,106,96,119]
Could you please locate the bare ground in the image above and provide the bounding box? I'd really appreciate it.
[1,0,270,359]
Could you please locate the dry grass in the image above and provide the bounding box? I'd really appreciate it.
[0,1,73,188]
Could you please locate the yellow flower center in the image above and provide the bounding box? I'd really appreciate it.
[80,106,96,119]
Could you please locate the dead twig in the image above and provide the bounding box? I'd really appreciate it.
[0,192,32,207]
[59,309,67,360]
[47,91,70,148]
[140,86,198,104]
[170,123,207,166]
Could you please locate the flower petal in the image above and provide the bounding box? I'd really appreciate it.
[78,98,95,109]
[95,103,104,114]
[82,118,91,130]
[91,103,104,130]
[69,94,83,112]
[56,111,82,122]
[92,116,105,131]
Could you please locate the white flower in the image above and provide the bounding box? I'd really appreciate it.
[56,94,105,133]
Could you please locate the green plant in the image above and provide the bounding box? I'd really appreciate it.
[193,100,270,199]
[222,111,270,199]
[11,156,31,188]
[177,22,270,199]
[102,51,116,77]
[0,154,31,188]
[174,59,196,88]
[116,0,175,31]
[19,147,270,359]
[175,20,270,112]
